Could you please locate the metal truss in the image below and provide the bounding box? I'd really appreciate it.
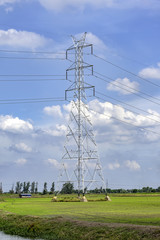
[58,33,106,196]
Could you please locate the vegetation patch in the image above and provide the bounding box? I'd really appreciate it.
[0,194,160,239]
[0,213,160,240]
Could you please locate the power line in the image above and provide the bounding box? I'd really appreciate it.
[0,49,65,54]
[0,96,64,102]
[0,99,66,105]
[93,70,160,103]
[89,107,160,137]
[0,56,66,60]
[0,78,67,82]
[93,73,160,107]
[0,74,66,77]
[0,74,90,77]
[93,54,160,89]
[95,93,160,125]
[83,60,160,104]
[0,95,94,105]
[0,97,66,104]
[108,52,149,67]
[69,58,160,106]
[95,90,160,120]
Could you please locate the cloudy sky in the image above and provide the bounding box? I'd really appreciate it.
[0,0,160,191]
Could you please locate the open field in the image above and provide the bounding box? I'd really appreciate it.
[0,194,160,239]
[0,194,160,225]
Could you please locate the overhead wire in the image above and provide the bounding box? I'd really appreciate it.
[0,78,67,82]
[0,49,66,54]
[0,97,66,105]
[95,90,160,120]
[93,54,160,89]
[0,74,66,77]
[84,61,160,103]
[89,107,160,137]
[0,56,66,60]
[93,72,160,107]
[76,58,160,104]
[95,93,160,125]
[1,45,160,136]
[66,53,160,125]
[86,85,160,125]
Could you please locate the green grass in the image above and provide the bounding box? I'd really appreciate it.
[0,214,159,240]
[0,194,160,239]
[0,194,160,226]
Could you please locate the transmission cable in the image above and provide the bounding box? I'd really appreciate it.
[95,94,160,125]
[89,107,160,137]
[0,78,67,82]
[0,56,66,60]
[93,54,160,89]
[0,97,66,104]
[0,99,66,105]
[0,49,66,54]
[95,90,160,120]
[87,87,160,124]
[81,59,160,104]
[94,70,160,102]
[93,73,160,107]
[0,74,66,77]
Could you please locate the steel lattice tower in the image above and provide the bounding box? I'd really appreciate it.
[58,33,105,196]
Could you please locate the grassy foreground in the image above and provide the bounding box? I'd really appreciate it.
[0,194,160,239]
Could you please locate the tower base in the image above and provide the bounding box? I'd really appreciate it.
[105,196,111,201]
[80,196,88,202]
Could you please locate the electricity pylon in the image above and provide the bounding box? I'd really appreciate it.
[58,33,105,197]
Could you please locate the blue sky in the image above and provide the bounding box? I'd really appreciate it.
[0,0,160,192]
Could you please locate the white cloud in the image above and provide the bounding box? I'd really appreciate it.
[43,105,63,118]
[139,63,160,80]
[45,124,67,136]
[0,29,52,50]
[125,160,140,171]
[108,162,120,170]
[63,102,72,112]
[47,158,59,168]
[11,142,32,153]
[0,0,20,6]
[89,99,159,128]
[15,158,27,165]
[0,115,33,133]
[38,0,160,11]
[107,77,139,95]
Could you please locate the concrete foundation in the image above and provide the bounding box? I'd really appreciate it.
[105,195,111,201]
[80,196,88,202]
[51,196,58,202]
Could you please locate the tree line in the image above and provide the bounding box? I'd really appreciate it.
[0,181,55,195]
[0,182,160,194]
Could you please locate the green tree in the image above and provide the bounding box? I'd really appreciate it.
[31,182,35,194]
[9,184,14,194]
[0,182,2,194]
[157,186,160,192]
[61,182,74,194]
[35,182,38,194]
[15,182,22,194]
[50,182,55,194]
[43,182,48,195]
[23,182,30,193]
[142,186,152,193]
[23,182,26,193]
[26,182,30,193]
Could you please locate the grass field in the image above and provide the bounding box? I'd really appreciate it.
[0,194,160,239]
[0,194,160,225]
